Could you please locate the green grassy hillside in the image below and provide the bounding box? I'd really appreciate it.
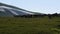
[0,17,60,34]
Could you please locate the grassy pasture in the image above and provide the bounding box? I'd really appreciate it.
[0,17,60,34]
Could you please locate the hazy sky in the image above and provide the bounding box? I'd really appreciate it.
[0,0,60,14]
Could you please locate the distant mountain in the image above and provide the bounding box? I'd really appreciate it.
[0,3,43,17]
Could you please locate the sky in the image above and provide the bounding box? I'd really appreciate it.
[0,0,60,14]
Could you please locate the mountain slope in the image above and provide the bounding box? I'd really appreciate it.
[0,8,13,17]
[0,3,42,17]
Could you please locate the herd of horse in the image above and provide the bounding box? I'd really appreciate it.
[14,13,60,19]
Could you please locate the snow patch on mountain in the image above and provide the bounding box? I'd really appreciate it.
[0,6,13,9]
[9,9,19,15]
[0,8,5,12]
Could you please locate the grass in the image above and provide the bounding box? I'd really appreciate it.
[0,17,60,34]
